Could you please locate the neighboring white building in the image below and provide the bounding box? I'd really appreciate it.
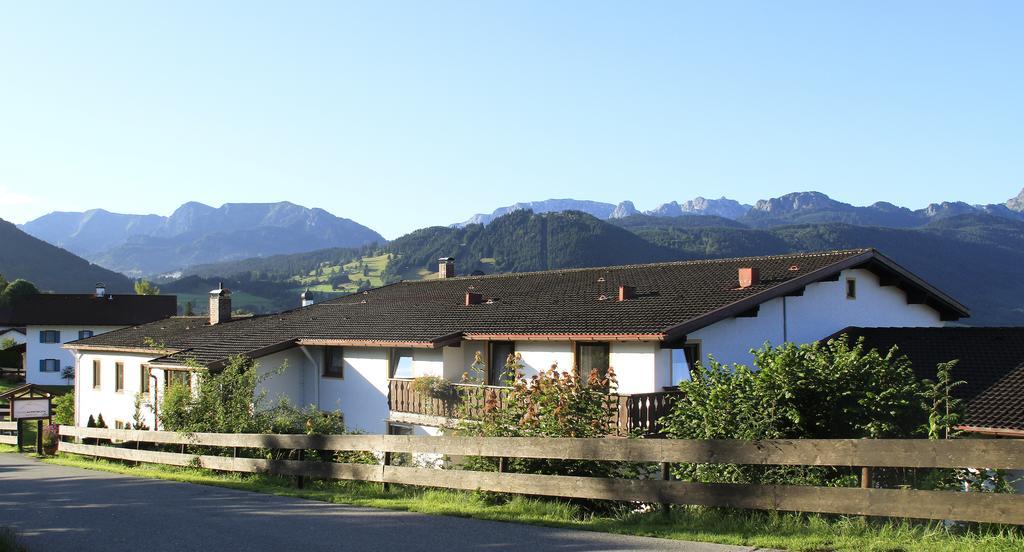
[0,327,26,346]
[0,285,177,386]
[67,250,967,435]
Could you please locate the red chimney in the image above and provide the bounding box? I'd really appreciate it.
[618,285,636,301]
[738,267,760,288]
[465,291,483,305]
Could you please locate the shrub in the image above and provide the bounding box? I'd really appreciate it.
[411,376,452,400]
[457,353,625,478]
[52,393,74,426]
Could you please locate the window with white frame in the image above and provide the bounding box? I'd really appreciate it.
[670,343,702,386]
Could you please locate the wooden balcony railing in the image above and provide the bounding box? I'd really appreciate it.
[388,379,681,436]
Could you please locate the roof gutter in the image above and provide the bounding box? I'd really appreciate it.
[62,344,182,356]
[297,332,464,350]
[463,333,664,342]
[956,425,1024,438]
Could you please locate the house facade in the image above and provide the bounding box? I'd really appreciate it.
[0,285,177,386]
[67,250,967,436]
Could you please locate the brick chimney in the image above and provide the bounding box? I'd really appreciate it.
[738,267,760,289]
[209,282,231,325]
[438,257,456,279]
[618,285,636,301]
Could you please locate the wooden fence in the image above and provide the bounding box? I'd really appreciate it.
[57,426,1024,525]
[0,421,16,445]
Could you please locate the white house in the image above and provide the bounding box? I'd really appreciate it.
[67,249,967,436]
[0,327,26,346]
[0,284,177,386]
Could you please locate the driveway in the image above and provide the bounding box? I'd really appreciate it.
[0,454,770,552]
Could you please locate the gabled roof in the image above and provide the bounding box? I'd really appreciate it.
[833,327,1024,434]
[69,249,968,369]
[0,294,177,326]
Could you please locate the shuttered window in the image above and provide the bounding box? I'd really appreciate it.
[39,330,60,343]
[39,359,60,372]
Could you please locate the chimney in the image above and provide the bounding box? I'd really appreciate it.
[465,291,483,305]
[95,282,106,298]
[618,285,636,301]
[738,267,760,289]
[209,282,232,325]
[438,257,456,279]
[300,289,314,308]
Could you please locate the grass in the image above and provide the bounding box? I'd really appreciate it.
[24,452,1023,552]
[0,526,29,552]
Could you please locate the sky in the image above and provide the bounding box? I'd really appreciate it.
[1,2,1022,239]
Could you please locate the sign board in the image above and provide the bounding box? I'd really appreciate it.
[12,398,51,420]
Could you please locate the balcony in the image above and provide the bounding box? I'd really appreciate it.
[387,378,680,437]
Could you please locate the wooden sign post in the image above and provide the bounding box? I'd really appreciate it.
[0,384,54,453]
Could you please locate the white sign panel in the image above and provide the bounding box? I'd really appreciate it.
[12,398,50,419]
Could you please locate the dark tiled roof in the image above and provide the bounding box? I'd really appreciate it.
[74,249,968,370]
[833,327,1024,432]
[0,294,177,326]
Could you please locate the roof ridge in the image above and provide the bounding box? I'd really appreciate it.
[381,248,875,284]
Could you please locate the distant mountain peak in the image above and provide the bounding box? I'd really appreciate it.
[610,201,639,219]
[753,191,843,213]
[1007,187,1024,212]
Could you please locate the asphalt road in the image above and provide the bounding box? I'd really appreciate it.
[0,454,770,552]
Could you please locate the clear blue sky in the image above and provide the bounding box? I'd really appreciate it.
[1,2,1021,238]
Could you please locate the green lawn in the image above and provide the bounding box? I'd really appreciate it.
[14,451,1020,552]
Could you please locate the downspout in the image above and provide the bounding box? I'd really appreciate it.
[72,350,82,427]
[150,371,160,431]
[299,346,320,410]
[782,296,788,343]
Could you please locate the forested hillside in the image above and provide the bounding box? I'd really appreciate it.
[0,218,134,293]
[183,210,1024,324]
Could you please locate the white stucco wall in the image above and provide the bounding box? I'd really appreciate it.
[609,342,671,394]
[514,341,574,378]
[255,348,307,409]
[28,325,122,386]
[690,268,943,367]
[319,347,390,434]
[76,351,161,429]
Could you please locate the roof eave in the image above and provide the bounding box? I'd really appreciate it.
[956,425,1024,438]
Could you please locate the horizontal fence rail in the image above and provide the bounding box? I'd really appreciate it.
[58,426,1024,525]
[0,421,16,445]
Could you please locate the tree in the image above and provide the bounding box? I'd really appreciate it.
[0,272,7,295]
[0,279,38,307]
[134,279,160,295]
[61,365,75,385]
[183,301,195,316]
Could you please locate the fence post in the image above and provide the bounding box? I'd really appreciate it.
[16,419,22,453]
[861,466,872,489]
[498,457,508,473]
[296,449,305,489]
[382,451,392,492]
[660,461,671,516]
[35,420,42,455]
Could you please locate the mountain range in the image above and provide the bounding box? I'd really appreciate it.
[20,202,384,276]
[455,189,1024,228]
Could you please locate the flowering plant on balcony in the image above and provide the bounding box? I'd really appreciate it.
[410,375,453,400]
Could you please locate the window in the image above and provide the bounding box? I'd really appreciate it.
[576,342,610,383]
[78,330,94,340]
[165,370,192,389]
[846,278,857,300]
[488,342,515,386]
[670,343,702,386]
[140,365,150,393]
[390,348,414,379]
[323,347,344,378]
[115,362,124,392]
[93,360,101,388]
[39,359,60,372]
[39,330,60,343]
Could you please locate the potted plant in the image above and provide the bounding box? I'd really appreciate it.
[41,424,59,456]
[411,375,453,400]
